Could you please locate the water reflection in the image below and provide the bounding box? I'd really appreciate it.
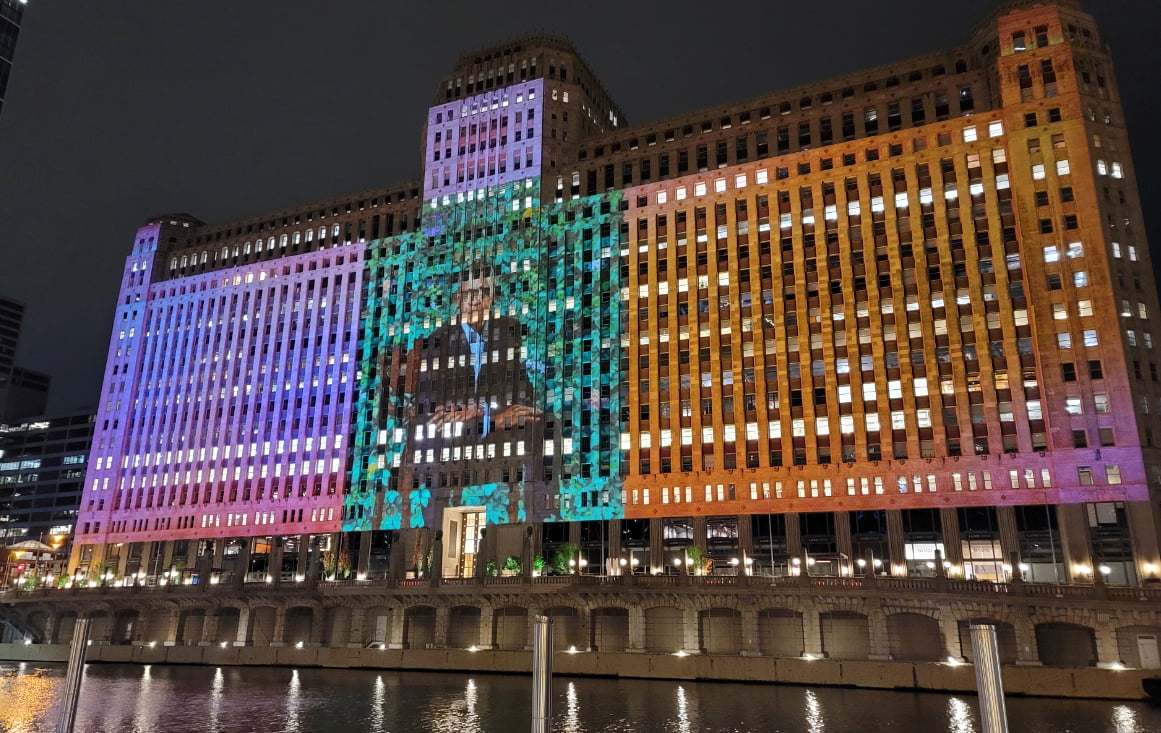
[369,675,384,733]
[2,663,1161,733]
[209,667,223,732]
[947,696,976,733]
[804,689,825,732]
[286,669,302,732]
[562,680,581,733]
[1114,704,1142,733]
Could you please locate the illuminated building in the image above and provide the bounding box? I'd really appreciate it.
[71,1,1161,589]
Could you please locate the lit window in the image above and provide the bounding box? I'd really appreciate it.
[1077,300,1093,317]
[1032,164,1046,180]
[1094,393,1110,414]
[1083,329,1098,347]
[988,121,1004,137]
[1057,333,1072,349]
[1106,465,1122,484]
[1074,271,1088,287]
[963,126,978,142]
[1056,159,1070,176]
[1065,397,1082,415]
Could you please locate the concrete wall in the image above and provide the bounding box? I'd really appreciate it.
[1,642,1156,701]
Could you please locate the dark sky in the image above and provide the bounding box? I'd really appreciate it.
[1,1,1159,414]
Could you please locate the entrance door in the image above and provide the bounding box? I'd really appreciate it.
[1137,634,1161,669]
[460,511,485,578]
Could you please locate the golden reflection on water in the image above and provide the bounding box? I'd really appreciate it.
[0,664,58,733]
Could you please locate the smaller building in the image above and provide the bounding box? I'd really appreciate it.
[0,0,27,117]
[0,296,49,424]
[0,412,94,584]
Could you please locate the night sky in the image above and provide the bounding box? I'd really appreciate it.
[1,1,1159,414]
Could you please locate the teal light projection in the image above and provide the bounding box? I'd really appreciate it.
[346,180,625,531]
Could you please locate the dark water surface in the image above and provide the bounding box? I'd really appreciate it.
[1,662,1160,732]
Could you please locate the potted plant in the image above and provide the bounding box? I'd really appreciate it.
[554,542,581,575]
[684,545,705,576]
[502,555,522,576]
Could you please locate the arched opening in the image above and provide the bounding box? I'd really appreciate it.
[86,612,111,644]
[111,610,139,645]
[404,606,436,649]
[53,612,78,645]
[821,611,869,660]
[957,619,1017,664]
[591,607,628,652]
[176,609,206,645]
[284,607,313,646]
[644,607,684,653]
[493,607,526,650]
[447,606,481,649]
[1035,622,1096,667]
[248,606,277,646]
[758,608,803,657]
[887,613,943,661]
[214,608,241,645]
[544,606,579,650]
[363,606,393,648]
[699,608,741,655]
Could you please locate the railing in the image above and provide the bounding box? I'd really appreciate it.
[5,573,1158,605]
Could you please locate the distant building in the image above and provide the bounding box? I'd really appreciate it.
[0,296,49,423]
[0,0,27,117]
[71,1,1161,590]
[0,411,94,544]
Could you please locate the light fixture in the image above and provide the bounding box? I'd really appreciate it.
[856,559,867,568]
[926,561,936,569]
[148,641,157,648]
[220,641,228,648]
[730,558,739,566]
[295,641,304,649]
[1018,563,1030,572]
[1099,565,1112,576]
[673,558,683,566]
[946,656,961,666]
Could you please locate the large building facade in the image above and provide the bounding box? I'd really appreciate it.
[71,1,1161,589]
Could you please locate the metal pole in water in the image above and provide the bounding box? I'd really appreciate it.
[531,615,553,733]
[56,618,91,733]
[969,623,1009,733]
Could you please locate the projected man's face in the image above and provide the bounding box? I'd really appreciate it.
[458,272,493,325]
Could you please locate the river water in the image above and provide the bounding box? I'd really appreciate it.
[1,662,1160,732]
